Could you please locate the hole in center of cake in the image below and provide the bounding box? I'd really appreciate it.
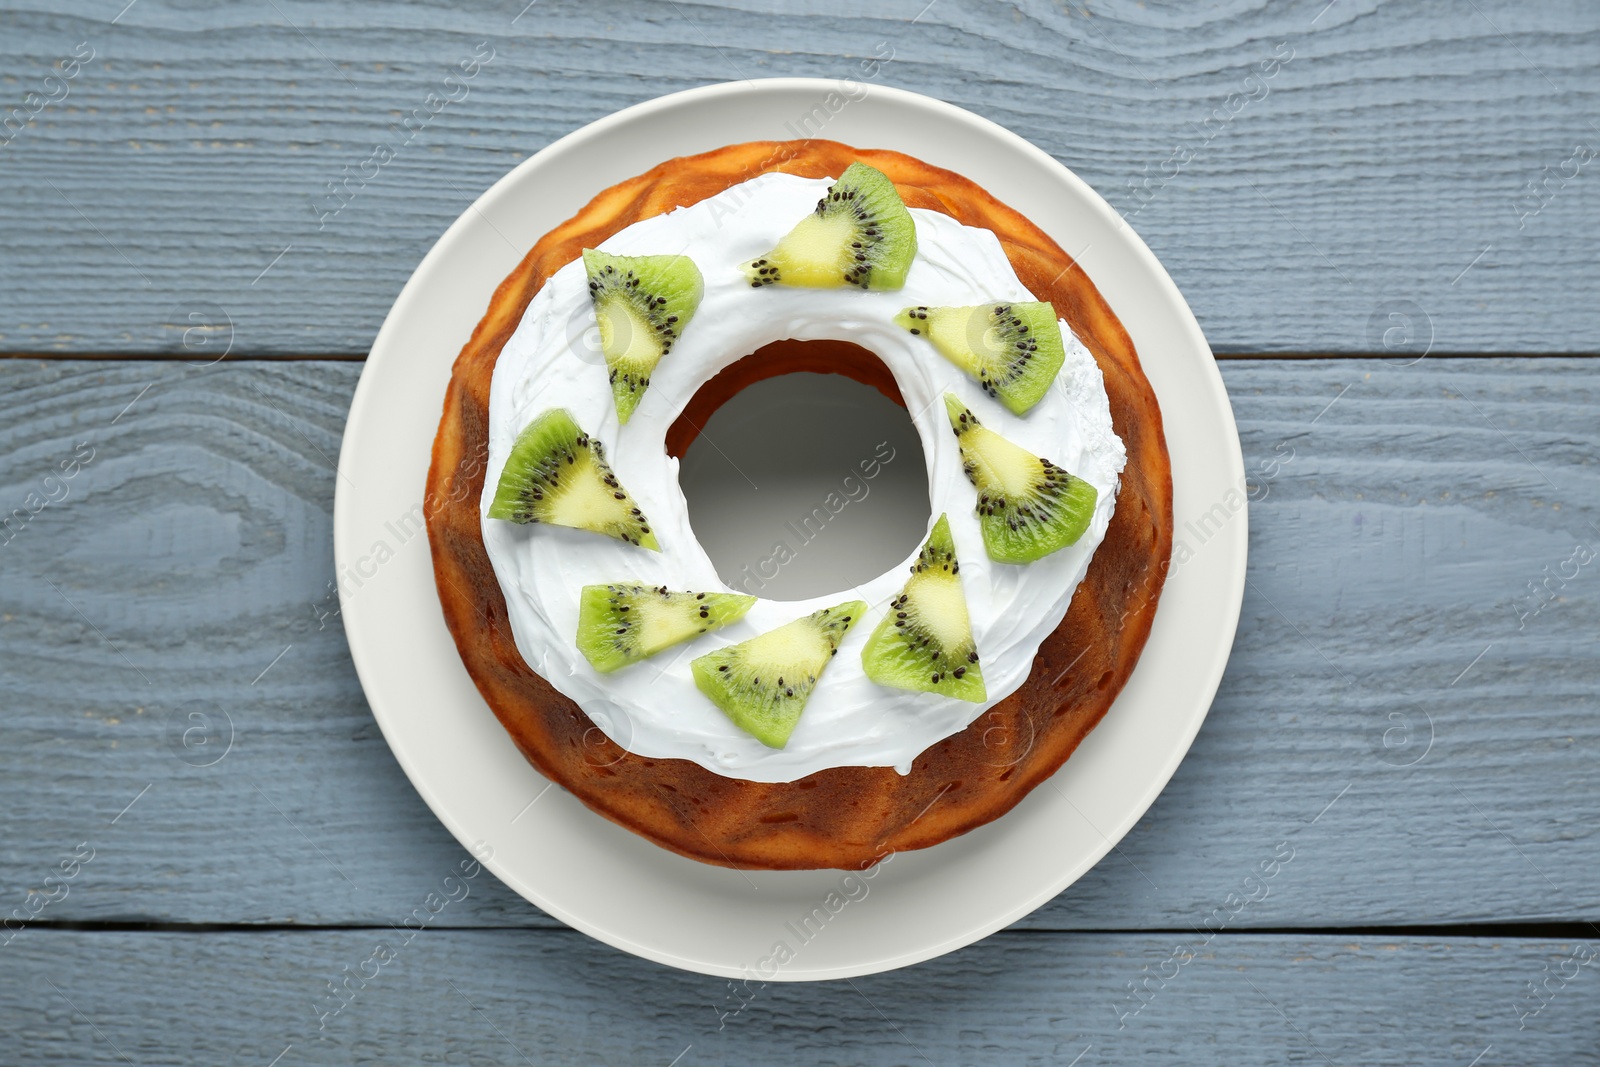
[668,339,931,602]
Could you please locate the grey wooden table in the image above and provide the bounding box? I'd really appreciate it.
[3,2,1597,1064]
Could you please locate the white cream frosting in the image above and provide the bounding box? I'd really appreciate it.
[480,172,1126,783]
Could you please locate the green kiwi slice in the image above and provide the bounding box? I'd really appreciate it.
[582,249,704,424]
[741,162,917,291]
[691,601,865,748]
[894,302,1066,415]
[860,514,986,702]
[576,584,755,673]
[943,393,1097,564]
[486,408,658,550]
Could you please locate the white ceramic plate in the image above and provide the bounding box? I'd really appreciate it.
[335,79,1245,981]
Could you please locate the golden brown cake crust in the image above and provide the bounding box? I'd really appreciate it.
[424,140,1172,870]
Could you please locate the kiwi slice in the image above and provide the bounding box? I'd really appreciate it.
[741,162,917,291]
[894,302,1065,416]
[861,514,987,702]
[691,601,865,748]
[582,249,704,424]
[943,394,1097,564]
[576,584,755,673]
[486,408,659,550]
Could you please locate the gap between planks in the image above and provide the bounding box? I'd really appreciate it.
[16,921,1599,939]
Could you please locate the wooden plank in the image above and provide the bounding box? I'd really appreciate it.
[1,1,1598,355]
[1,358,1595,931]
[1,929,1596,1064]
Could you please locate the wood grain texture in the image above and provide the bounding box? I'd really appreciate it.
[1,0,1599,355]
[1,358,1596,932]
[2,930,1597,1065]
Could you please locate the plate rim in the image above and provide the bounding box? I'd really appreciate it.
[335,76,1246,980]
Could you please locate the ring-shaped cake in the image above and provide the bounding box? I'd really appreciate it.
[426,140,1172,870]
